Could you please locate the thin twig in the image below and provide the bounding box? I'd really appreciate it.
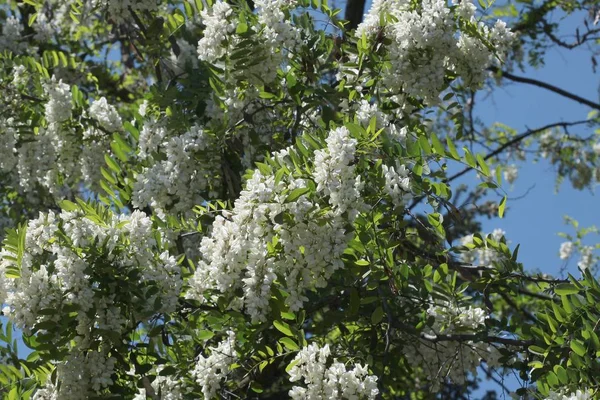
[489,66,600,111]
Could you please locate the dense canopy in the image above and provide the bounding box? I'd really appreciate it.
[0,0,599,399]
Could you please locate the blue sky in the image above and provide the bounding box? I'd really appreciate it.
[462,6,600,398]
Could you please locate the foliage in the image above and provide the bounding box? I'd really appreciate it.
[0,0,598,399]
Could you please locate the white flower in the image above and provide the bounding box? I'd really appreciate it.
[559,241,574,260]
[43,75,72,124]
[545,389,593,400]
[351,0,514,111]
[89,97,123,132]
[407,301,495,386]
[1,208,182,398]
[382,161,411,207]
[287,344,379,400]
[313,127,363,215]
[187,127,362,322]
[503,164,518,184]
[197,1,235,63]
[192,331,237,399]
[458,229,506,268]
[132,122,218,215]
[0,16,26,54]
[578,246,594,271]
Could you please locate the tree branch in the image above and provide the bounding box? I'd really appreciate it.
[489,66,600,111]
[445,119,591,183]
[420,332,534,347]
[542,20,600,49]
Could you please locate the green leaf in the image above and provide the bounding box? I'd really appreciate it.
[554,365,568,384]
[197,330,214,341]
[101,167,117,185]
[555,284,580,296]
[28,13,38,27]
[279,337,300,351]
[430,133,445,155]
[446,136,460,160]
[284,187,310,203]
[528,345,547,356]
[463,148,477,169]
[59,200,79,212]
[498,195,507,218]
[236,23,248,34]
[551,302,565,323]
[285,359,299,373]
[418,136,432,155]
[371,306,384,324]
[159,366,177,376]
[273,320,293,336]
[104,154,121,174]
[183,2,195,17]
[476,154,490,177]
[259,91,277,99]
[570,339,586,357]
[281,311,295,320]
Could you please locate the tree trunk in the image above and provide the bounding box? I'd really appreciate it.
[344,0,368,31]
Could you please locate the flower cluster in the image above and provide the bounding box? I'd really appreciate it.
[353,99,409,145]
[560,241,574,260]
[0,15,27,54]
[170,38,200,73]
[458,228,507,268]
[427,301,488,331]
[287,343,379,399]
[538,129,600,189]
[404,301,500,386]
[382,161,411,207]
[1,208,181,398]
[187,127,362,322]
[313,127,364,216]
[197,0,299,127]
[196,1,236,63]
[578,245,595,271]
[132,119,220,217]
[1,73,113,200]
[89,97,123,132]
[545,390,593,400]
[192,331,238,399]
[503,164,519,184]
[352,0,514,110]
[32,380,58,400]
[43,75,72,124]
[132,366,187,400]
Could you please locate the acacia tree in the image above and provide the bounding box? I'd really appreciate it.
[0,0,599,399]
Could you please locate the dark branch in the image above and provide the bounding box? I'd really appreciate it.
[420,332,534,347]
[489,66,600,111]
[445,119,591,183]
[542,21,600,49]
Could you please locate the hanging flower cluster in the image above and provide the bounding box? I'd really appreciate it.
[287,343,379,400]
[186,127,364,322]
[0,206,181,398]
[132,117,221,217]
[346,0,514,111]
[403,301,501,386]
